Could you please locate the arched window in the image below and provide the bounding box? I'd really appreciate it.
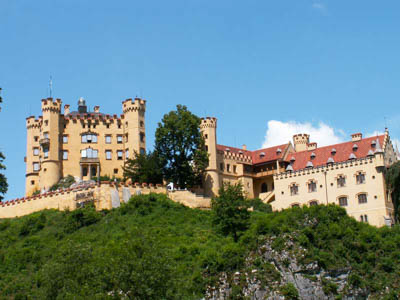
[261,183,268,193]
[291,203,300,208]
[309,201,318,206]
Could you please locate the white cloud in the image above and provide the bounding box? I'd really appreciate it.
[262,120,345,148]
[312,2,327,13]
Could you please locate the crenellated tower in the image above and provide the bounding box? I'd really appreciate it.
[38,98,62,191]
[200,117,220,197]
[25,116,41,195]
[122,98,146,156]
[293,133,310,152]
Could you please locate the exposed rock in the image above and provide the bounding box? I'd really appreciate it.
[206,236,370,300]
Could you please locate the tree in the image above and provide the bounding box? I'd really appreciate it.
[211,183,250,242]
[123,151,163,184]
[385,161,400,222]
[155,105,208,188]
[0,88,7,200]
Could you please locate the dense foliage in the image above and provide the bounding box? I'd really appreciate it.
[385,161,400,222]
[123,151,163,184]
[0,195,400,298]
[211,183,250,241]
[0,151,7,201]
[155,105,208,188]
[0,88,7,200]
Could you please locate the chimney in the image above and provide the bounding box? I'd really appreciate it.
[293,134,310,152]
[351,133,362,142]
[307,142,317,151]
[64,104,70,115]
[94,106,100,113]
[242,144,247,150]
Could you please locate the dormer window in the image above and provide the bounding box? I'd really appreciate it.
[310,152,316,159]
[371,140,376,148]
[226,148,230,152]
[353,144,358,151]
[276,148,282,154]
[306,161,313,168]
[260,152,265,158]
[331,148,336,155]
[349,153,357,160]
[290,156,296,162]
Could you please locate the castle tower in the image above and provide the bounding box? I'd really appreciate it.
[38,98,62,191]
[293,133,310,152]
[122,98,146,156]
[25,116,41,195]
[200,117,220,197]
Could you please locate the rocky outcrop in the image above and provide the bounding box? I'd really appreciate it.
[206,236,370,300]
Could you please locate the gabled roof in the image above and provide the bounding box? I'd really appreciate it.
[285,135,385,171]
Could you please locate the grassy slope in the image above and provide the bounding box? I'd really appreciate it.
[0,194,399,299]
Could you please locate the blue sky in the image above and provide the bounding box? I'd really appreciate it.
[1,0,400,200]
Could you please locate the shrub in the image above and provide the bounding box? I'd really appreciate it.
[280,283,299,299]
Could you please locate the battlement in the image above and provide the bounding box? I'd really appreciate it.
[200,117,217,129]
[26,116,41,129]
[275,155,375,181]
[64,113,123,123]
[41,98,62,113]
[218,149,252,164]
[293,133,310,143]
[122,97,146,113]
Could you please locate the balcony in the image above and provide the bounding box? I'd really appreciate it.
[80,157,100,164]
[39,138,50,146]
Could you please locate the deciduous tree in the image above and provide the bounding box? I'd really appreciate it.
[155,105,208,188]
[211,183,250,241]
[123,151,163,184]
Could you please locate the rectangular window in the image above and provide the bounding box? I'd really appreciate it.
[140,148,146,155]
[33,148,39,156]
[81,149,86,158]
[63,135,68,144]
[92,135,97,143]
[82,135,87,143]
[62,151,68,160]
[337,176,345,187]
[358,194,368,204]
[339,197,348,207]
[106,150,112,160]
[233,165,237,173]
[140,132,145,143]
[105,135,111,144]
[126,149,129,159]
[290,185,298,196]
[43,132,49,139]
[227,164,231,172]
[43,147,49,158]
[34,136,39,142]
[356,173,365,184]
[117,150,123,160]
[220,163,224,171]
[308,181,317,193]
[33,162,40,171]
[125,134,128,143]
[117,135,123,144]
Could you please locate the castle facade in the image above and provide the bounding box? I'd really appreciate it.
[25,97,146,196]
[201,117,397,227]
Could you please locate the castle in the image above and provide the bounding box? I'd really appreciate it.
[25,97,146,196]
[200,117,398,227]
[17,98,398,227]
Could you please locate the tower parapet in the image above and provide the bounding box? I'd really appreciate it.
[122,97,146,156]
[293,133,310,152]
[41,98,62,113]
[200,117,220,197]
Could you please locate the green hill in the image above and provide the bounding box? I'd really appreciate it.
[0,194,399,299]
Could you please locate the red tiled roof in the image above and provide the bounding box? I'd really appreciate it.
[216,143,290,165]
[286,135,385,171]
